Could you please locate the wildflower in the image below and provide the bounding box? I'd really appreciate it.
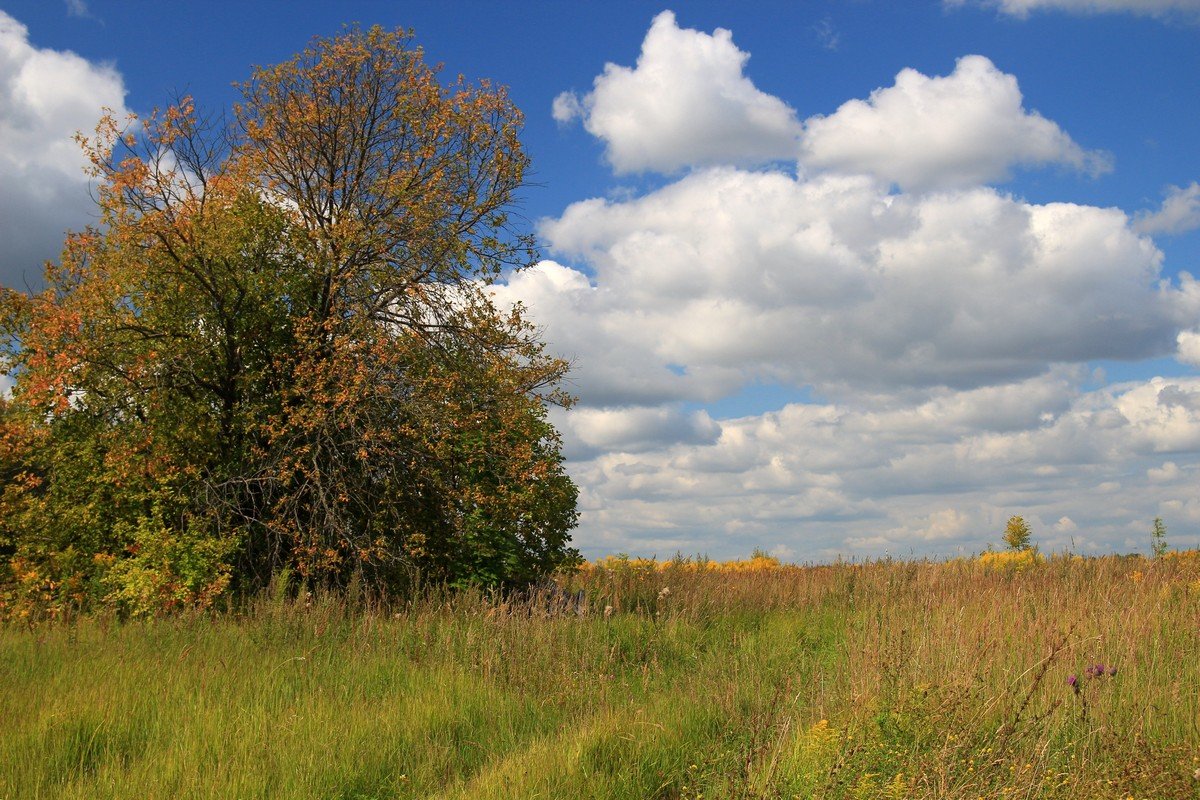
[658,586,671,600]
[1108,665,1118,677]
[1067,674,1079,693]
[603,605,614,618]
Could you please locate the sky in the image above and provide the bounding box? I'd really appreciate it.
[2,0,1200,561]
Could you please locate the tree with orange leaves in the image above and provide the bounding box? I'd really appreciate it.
[0,26,577,618]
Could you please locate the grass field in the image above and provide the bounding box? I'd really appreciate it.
[2,552,1199,799]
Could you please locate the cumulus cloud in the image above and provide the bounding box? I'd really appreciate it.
[1147,461,1180,481]
[523,14,1200,560]
[0,10,129,288]
[553,404,720,459]
[1134,182,1200,236]
[524,168,1173,405]
[551,11,802,174]
[554,376,1200,559]
[946,0,1200,18]
[490,260,732,407]
[1177,329,1200,366]
[499,192,1200,560]
[555,18,1105,191]
[892,508,973,542]
[800,55,1109,191]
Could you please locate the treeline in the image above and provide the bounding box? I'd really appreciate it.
[0,27,579,619]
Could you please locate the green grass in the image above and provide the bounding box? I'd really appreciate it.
[2,553,1198,799]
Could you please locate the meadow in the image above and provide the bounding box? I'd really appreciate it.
[2,552,1198,799]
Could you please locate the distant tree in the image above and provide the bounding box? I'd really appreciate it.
[0,26,578,617]
[1151,517,1168,559]
[1003,515,1033,552]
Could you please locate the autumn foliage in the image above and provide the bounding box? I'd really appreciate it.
[0,26,578,618]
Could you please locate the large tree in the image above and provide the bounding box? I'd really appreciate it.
[0,27,577,618]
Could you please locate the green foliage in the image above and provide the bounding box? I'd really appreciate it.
[0,27,577,618]
[99,501,235,617]
[1151,516,1168,559]
[1003,515,1033,552]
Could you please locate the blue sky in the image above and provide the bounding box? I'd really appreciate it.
[3,0,1200,560]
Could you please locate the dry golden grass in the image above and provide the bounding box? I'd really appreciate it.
[1,551,1197,798]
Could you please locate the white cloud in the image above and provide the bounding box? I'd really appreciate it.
[501,235,1199,558]
[491,260,728,407]
[1176,329,1200,366]
[0,10,129,288]
[902,508,973,541]
[812,17,840,51]
[946,0,1200,18]
[525,18,1200,560]
[800,55,1109,191]
[556,20,1106,191]
[1134,182,1200,236]
[1114,378,1200,453]
[524,168,1173,406]
[554,404,720,458]
[1148,461,1180,481]
[550,92,583,126]
[554,376,1200,559]
[1054,516,1078,532]
[551,11,802,174]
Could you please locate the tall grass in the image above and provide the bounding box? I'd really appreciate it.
[1,553,1197,799]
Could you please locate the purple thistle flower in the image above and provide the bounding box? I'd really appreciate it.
[1067,674,1079,692]
[1108,665,1117,677]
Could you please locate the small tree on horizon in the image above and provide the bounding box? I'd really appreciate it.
[1003,515,1033,552]
[1151,517,1169,558]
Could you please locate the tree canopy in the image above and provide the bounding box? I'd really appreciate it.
[0,26,578,619]
[1002,516,1033,552]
